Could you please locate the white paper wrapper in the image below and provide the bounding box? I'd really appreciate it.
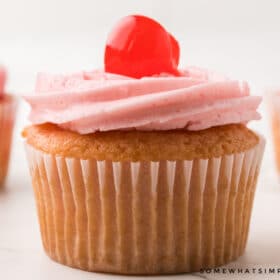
[25,135,265,274]
[0,95,17,186]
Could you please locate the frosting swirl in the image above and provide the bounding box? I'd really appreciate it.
[0,67,6,96]
[24,67,261,134]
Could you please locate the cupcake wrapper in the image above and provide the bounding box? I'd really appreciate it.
[0,97,17,186]
[25,135,265,274]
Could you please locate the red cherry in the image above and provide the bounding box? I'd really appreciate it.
[104,15,180,78]
[169,33,180,67]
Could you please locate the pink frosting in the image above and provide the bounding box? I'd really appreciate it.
[0,66,6,96]
[24,67,261,134]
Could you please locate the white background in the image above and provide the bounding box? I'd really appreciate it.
[1,1,280,279]
[1,0,280,91]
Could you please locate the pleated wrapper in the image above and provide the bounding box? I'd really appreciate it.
[25,135,265,274]
[0,96,17,186]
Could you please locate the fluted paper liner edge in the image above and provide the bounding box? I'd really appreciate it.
[25,135,265,274]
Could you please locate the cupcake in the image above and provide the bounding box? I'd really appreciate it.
[267,89,280,173]
[0,66,17,186]
[23,15,265,274]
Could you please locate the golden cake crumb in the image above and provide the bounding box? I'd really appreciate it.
[22,123,259,161]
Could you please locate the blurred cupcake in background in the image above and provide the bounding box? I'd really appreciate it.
[23,15,265,274]
[0,66,17,186]
[267,89,280,173]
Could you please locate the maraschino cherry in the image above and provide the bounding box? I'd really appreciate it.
[104,15,180,78]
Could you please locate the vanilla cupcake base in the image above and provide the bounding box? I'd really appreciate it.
[25,136,264,274]
[0,96,17,186]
